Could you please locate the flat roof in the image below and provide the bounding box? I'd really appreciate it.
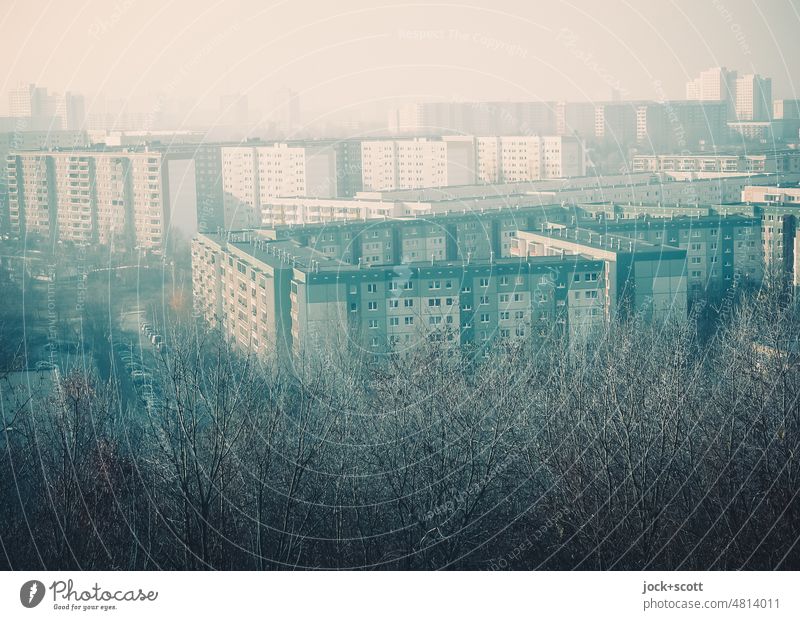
[518,227,686,258]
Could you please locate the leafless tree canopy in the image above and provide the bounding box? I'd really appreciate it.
[2,280,799,570]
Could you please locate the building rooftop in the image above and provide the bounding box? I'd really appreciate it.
[198,230,605,277]
[520,227,686,258]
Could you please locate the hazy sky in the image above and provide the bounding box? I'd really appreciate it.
[2,0,799,122]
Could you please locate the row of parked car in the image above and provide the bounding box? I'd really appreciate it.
[140,321,166,353]
[113,341,163,411]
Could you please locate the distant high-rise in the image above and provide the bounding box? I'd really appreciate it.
[54,92,86,130]
[735,74,772,121]
[686,67,738,120]
[388,101,557,136]
[773,99,800,120]
[636,101,728,150]
[7,83,86,130]
[8,83,35,117]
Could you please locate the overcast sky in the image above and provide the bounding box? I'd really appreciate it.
[2,0,799,121]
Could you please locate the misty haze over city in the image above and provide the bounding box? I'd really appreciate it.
[3,1,799,133]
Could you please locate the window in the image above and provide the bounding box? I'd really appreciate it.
[500,276,509,285]
[367,301,378,311]
[429,316,442,325]
[573,273,581,282]
[480,313,490,323]
[403,281,413,290]
[480,296,489,305]
[585,273,598,282]
[389,281,398,291]
[404,299,414,307]
[691,256,701,264]
[367,283,377,293]
[500,311,510,320]
[389,299,399,308]
[499,294,510,303]
[368,319,379,328]
[585,290,598,299]
[404,316,414,325]
[480,278,489,287]
[428,280,441,290]
[428,298,441,307]
[513,293,523,302]
[461,285,472,293]
[389,317,399,326]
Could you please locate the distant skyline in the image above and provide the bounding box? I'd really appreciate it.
[2,0,799,127]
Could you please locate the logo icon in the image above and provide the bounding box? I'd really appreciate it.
[20,580,45,608]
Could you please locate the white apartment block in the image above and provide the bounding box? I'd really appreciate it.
[222,143,338,228]
[362,136,585,191]
[6,150,166,250]
[735,74,772,121]
[361,138,451,192]
[222,147,259,229]
[7,153,52,239]
[741,185,800,204]
[475,136,584,183]
[93,155,130,246]
[53,154,93,244]
[686,67,737,101]
[686,67,738,119]
[632,151,800,177]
